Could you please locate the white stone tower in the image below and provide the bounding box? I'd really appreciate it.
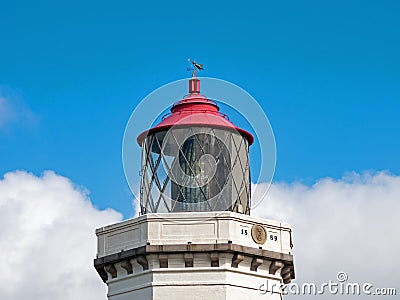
[94,75,295,299]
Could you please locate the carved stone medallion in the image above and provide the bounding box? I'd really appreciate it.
[251,224,267,245]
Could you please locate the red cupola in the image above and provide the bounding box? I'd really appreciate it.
[137,78,253,146]
[137,76,253,215]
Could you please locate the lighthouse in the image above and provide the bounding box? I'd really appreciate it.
[94,71,295,299]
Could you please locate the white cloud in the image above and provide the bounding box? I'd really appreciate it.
[252,171,400,298]
[0,93,37,129]
[0,170,122,300]
[0,96,15,128]
[2,169,399,299]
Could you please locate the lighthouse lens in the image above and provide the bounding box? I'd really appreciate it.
[140,127,250,214]
[173,132,230,210]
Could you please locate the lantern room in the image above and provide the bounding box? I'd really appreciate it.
[137,77,254,215]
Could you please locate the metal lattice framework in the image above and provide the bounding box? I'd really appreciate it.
[140,127,250,215]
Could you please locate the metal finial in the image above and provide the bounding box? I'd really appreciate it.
[187,58,204,77]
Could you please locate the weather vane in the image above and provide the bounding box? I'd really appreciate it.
[187,58,204,78]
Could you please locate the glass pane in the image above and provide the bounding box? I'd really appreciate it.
[140,127,251,214]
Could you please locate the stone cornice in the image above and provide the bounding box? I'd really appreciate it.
[94,242,295,284]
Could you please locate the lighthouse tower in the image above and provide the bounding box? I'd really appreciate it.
[94,74,295,299]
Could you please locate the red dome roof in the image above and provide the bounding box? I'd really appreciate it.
[137,78,254,145]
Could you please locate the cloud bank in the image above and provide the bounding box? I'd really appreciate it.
[1,170,399,299]
[0,170,122,300]
[252,171,400,298]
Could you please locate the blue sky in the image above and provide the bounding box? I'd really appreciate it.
[1,0,399,218]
